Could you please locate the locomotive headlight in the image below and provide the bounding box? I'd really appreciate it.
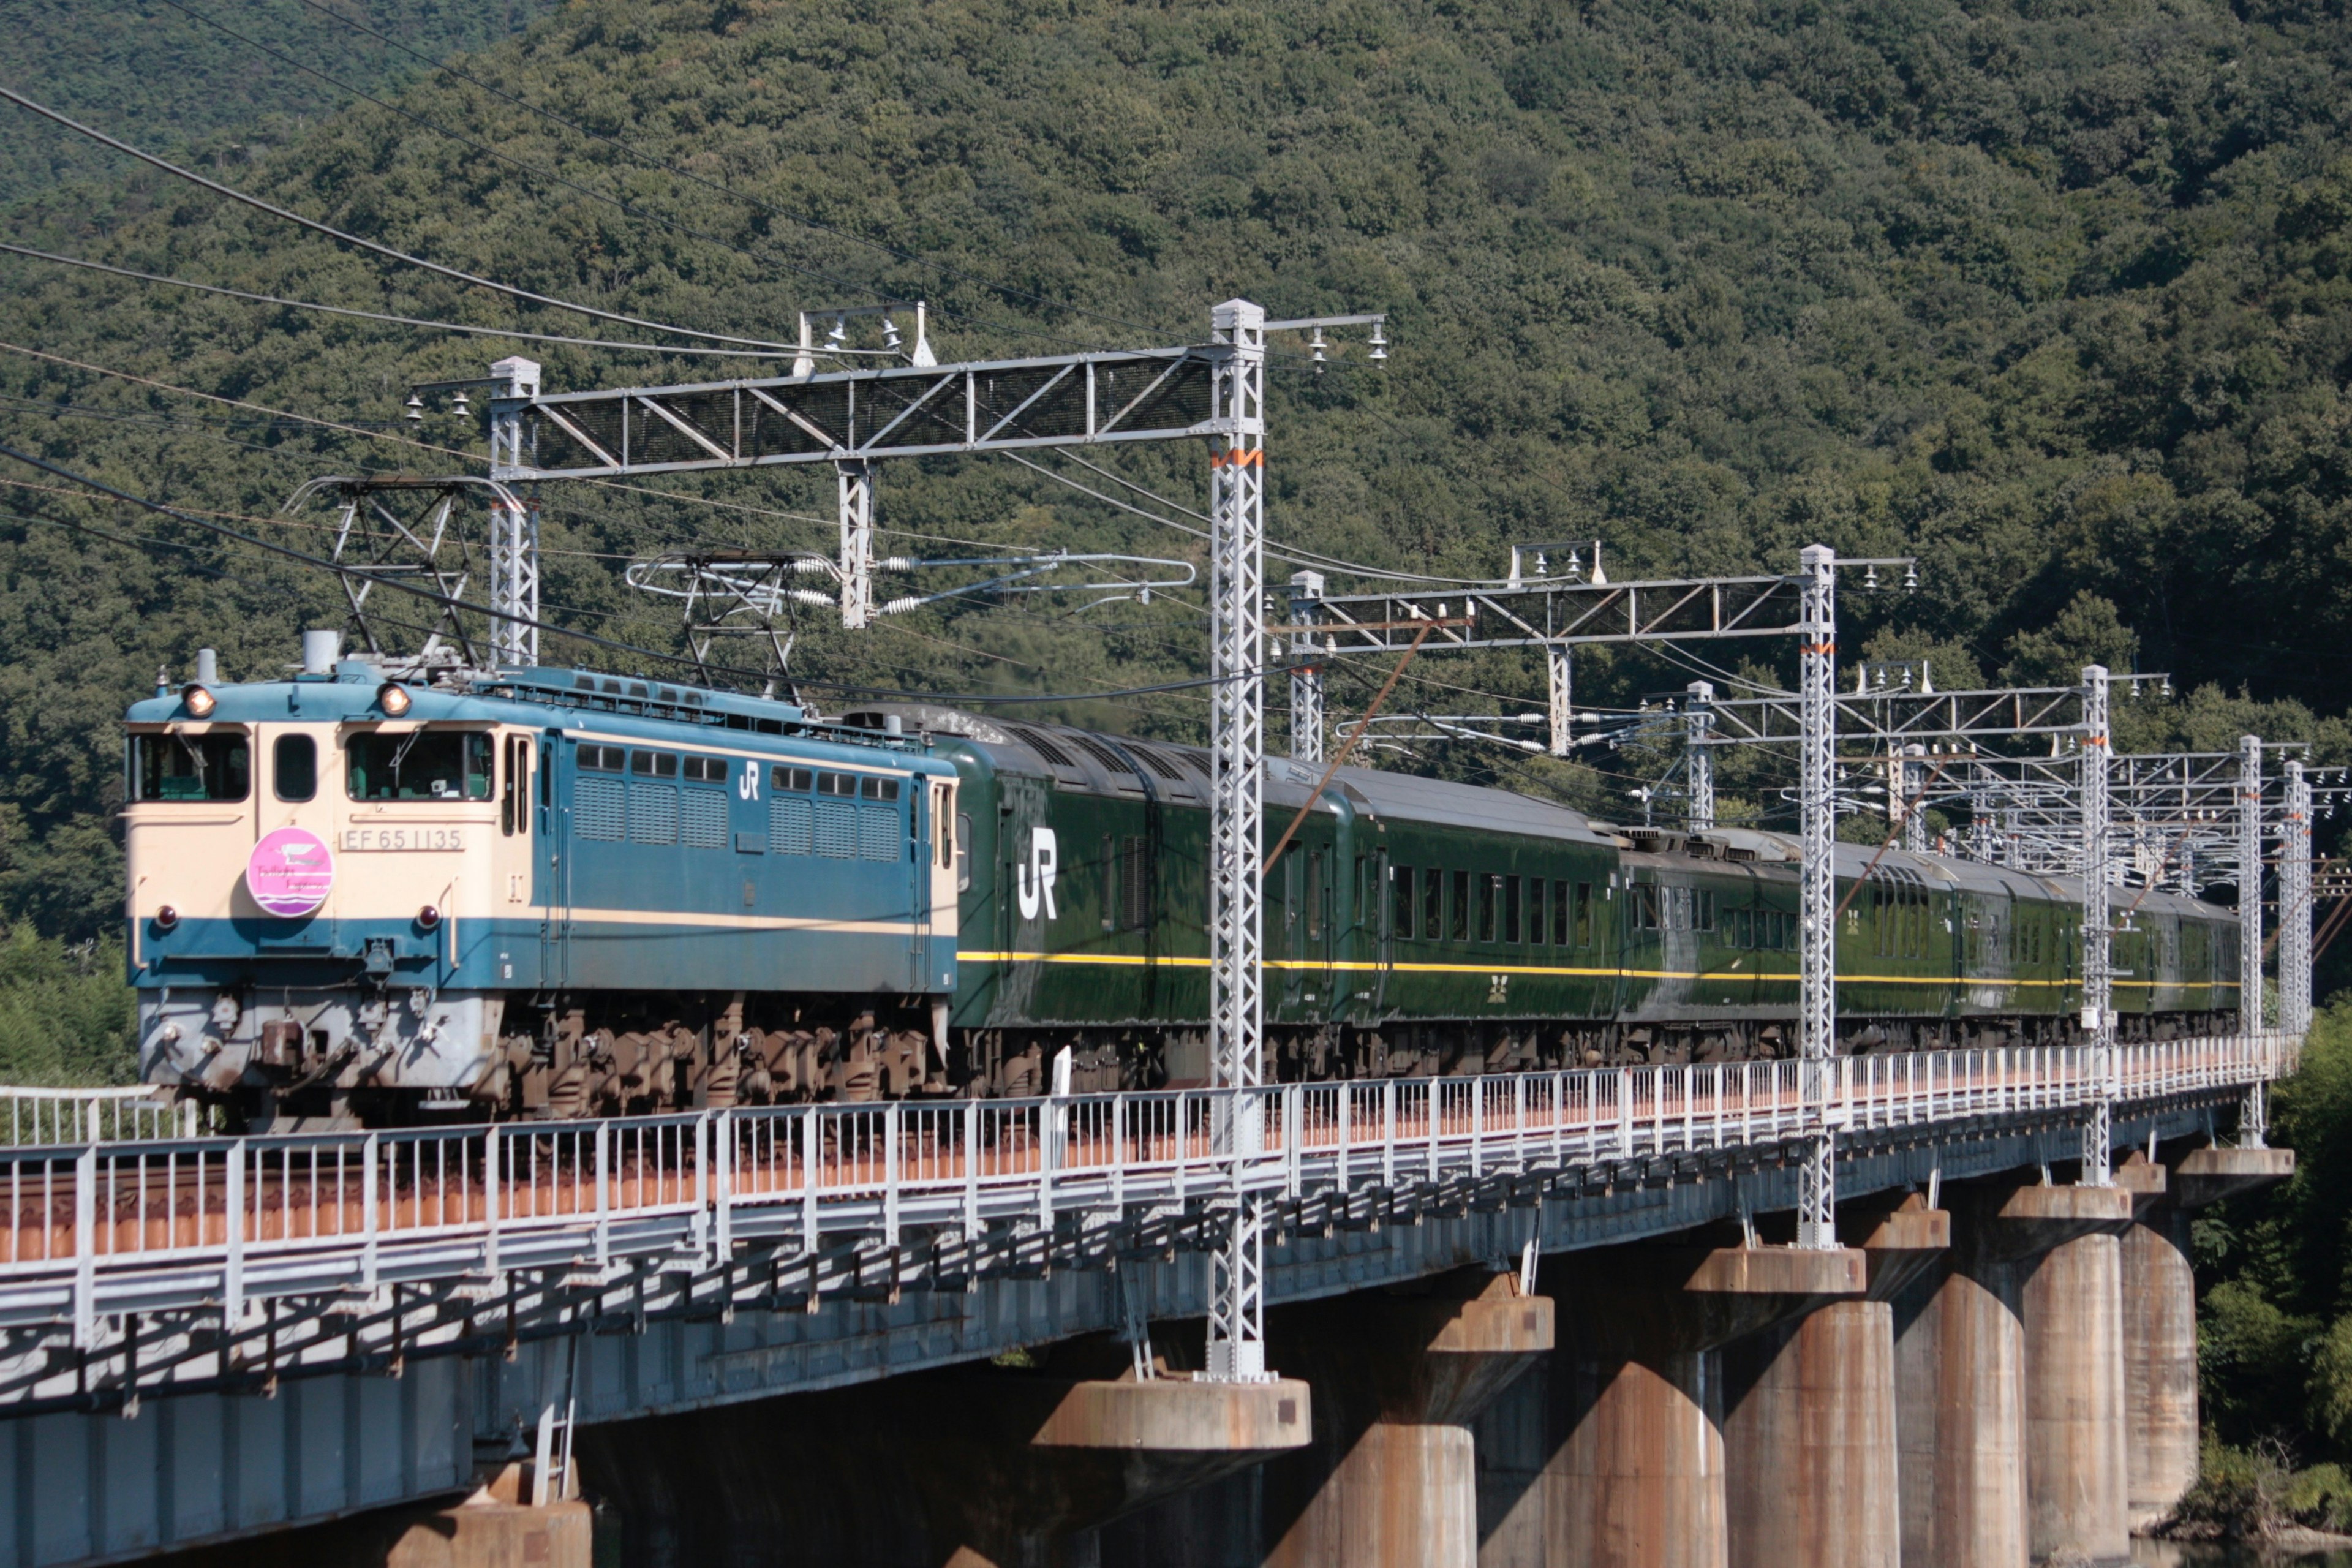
[376,682,413,717]
[417,905,442,929]
[181,684,216,718]
[154,905,179,931]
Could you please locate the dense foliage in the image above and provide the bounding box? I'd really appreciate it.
[1,0,2350,944]
[2193,1002,2352,1523]
[0,930,135,1086]
[0,0,552,202]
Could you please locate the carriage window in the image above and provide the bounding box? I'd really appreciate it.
[1102,834,1119,932]
[1425,870,1444,942]
[1575,882,1594,947]
[1123,837,1149,930]
[1395,866,1415,941]
[1450,870,1470,942]
[1308,851,1325,939]
[956,813,973,891]
[1477,873,1498,943]
[273,734,317,802]
[1504,875,1522,944]
[133,731,250,802]
[347,730,491,801]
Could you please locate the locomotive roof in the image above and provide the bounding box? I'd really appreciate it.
[128,663,952,772]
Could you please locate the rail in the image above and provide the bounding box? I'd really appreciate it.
[0,1035,2294,1336]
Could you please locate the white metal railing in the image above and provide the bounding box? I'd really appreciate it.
[0,1034,2295,1336]
[0,1085,198,1147]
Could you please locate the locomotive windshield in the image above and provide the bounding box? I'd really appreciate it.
[130,731,250,801]
[346,729,493,802]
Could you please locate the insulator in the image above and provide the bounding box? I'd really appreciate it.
[1368,320,1389,366]
[404,393,424,422]
[1310,326,1328,374]
[453,390,471,417]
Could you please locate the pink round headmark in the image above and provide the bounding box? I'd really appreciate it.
[247,827,334,918]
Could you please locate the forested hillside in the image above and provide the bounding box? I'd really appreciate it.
[0,1,552,201]
[4,0,2352,940]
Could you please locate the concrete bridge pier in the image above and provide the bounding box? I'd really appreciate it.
[1721,1196,1951,1568]
[2120,1145,2296,1529]
[1253,1268,1555,1568]
[1891,1176,2135,1568]
[575,1347,1310,1567]
[1477,1242,1868,1568]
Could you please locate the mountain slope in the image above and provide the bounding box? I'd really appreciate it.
[0,0,553,202]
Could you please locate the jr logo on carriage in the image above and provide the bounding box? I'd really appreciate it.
[1017,827,1058,921]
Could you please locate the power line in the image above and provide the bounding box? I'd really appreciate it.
[0,442,1305,707]
[0,86,795,352]
[0,243,797,358]
[0,339,473,461]
[148,0,900,320]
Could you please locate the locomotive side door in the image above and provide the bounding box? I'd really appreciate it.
[922,779,960,993]
[538,729,568,991]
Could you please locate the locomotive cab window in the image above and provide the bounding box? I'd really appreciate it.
[272,733,316,802]
[132,730,250,802]
[347,730,492,802]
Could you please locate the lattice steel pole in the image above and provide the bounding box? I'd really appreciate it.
[1797,543,1838,1248]
[2240,734,2264,1036]
[1547,643,1574,758]
[1204,299,1268,1382]
[2284,759,2312,1036]
[2079,665,2114,1185]
[838,459,878,630]
[1686,681,1716,831]
[1901,747,1928,854]
[487,358,542,668]
[1287,571,1325,764]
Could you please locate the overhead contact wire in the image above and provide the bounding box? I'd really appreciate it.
[0,244,796,358]
[0,86,795,351]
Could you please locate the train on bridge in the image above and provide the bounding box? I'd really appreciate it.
[124,646,2242,1126]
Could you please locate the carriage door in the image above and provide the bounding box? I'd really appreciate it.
[1277,845,1303,1014]
[1372,850,1393,1015]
